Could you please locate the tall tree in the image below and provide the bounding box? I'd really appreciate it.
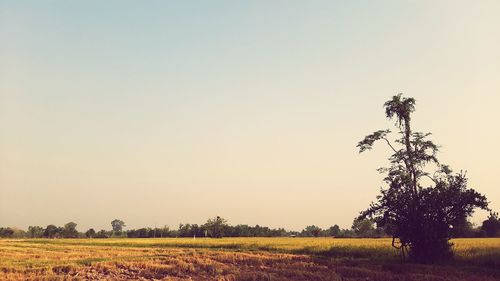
[357,94,489,262]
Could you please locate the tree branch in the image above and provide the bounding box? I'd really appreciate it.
[423,174,438,184]
[382,137,398,153]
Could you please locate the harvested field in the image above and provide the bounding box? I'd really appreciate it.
[0,238,499,280]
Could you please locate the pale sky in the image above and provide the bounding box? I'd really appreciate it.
[1,1,499,232]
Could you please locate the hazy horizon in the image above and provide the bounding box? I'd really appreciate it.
[1,1,499,232]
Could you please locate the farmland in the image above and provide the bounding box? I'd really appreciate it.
[1,238,499,280]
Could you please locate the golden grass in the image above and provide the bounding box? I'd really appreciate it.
[0,238,499,280]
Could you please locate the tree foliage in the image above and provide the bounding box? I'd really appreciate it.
[178,224,204,237]
[85,228,96,238]
[0,227,15,237]
[203,216,229,238]
[357,94,489,262]
[63,222,79,238]
[302,225,322,237]
[327,225,341,237]
[111,219,126,235]
[481,212,500,237]
[43,225,60,238]
[351,219,375,236]
[27,226,44,238]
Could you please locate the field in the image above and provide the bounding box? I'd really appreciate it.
[1,237,499,280]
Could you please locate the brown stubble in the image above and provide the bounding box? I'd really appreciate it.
[0,238,499,281]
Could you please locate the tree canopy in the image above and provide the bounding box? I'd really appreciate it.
[111,219,126,234]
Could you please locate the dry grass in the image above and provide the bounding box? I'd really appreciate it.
[0,238,499,280]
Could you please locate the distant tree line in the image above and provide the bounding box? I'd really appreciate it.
[1,214,498,239]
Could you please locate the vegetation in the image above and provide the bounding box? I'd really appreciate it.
[0,97,497,278]
[1,215,497,240]
[0,238,498,280]
[62,222,78,238]
[84,228,96,238]
[357,94,490,262]
[203,216,228,238]
[481,212,500,237]
[110,219,126,236]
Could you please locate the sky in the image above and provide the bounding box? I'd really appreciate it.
[1,1,499,232]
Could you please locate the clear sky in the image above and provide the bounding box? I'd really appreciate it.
[1,1,499,232]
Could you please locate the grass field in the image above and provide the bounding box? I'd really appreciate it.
[1,237,499,280]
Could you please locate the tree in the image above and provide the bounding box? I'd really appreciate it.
[111,219,126,235]
[95,230,110,238]
[450,218,475,238]
[351,219,375,237]
[0,227,14,237]
[481,212,500,237]
[178,224,204,237]
[85,228,96,238]
[357,94,489,262]
[203,216,228,238]
[63,222,79,238]
[327,225,341,237]
[11,228,27,238]
[302,225,322,237]
[43,225,60,238]
[27,226,44,238]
